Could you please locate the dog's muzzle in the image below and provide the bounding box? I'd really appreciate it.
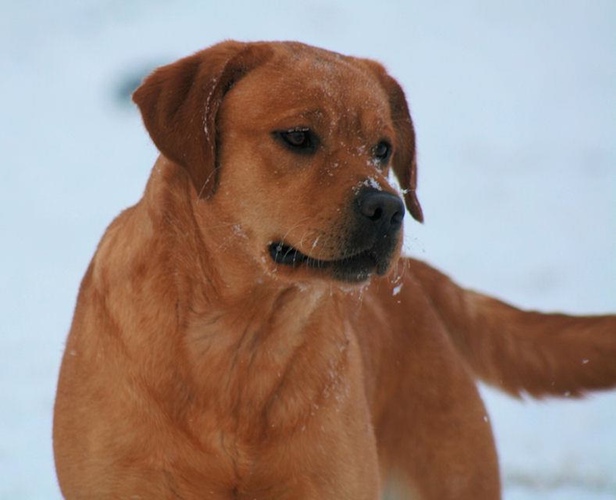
[270,188,404,283]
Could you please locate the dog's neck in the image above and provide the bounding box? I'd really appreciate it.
[134,157,367,442]
[181,277,363,447]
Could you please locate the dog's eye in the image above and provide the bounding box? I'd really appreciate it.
[373,141,392,163]
[276,128,318,154]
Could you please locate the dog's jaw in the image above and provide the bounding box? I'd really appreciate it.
[267,239,398,283]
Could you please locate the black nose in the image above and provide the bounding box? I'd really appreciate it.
[357,189,405,231]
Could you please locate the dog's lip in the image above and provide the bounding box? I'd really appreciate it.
[268,242,375,270]
[269,242,310,267]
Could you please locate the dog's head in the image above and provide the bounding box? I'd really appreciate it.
[133,41,423,283]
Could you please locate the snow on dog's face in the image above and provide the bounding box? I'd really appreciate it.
[134,41,423,283]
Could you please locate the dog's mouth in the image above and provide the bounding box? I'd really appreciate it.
[268,242,388,283]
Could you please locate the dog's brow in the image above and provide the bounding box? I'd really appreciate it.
[276,108,326,125]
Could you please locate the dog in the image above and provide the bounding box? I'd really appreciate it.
[53,40,616,499]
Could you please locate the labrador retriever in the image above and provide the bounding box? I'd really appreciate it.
[53,40,616,499]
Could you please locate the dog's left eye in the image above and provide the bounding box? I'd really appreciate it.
[373,141,392,163]
[276,128,318,154]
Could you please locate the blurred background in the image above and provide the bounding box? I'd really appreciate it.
[1,1,614,498]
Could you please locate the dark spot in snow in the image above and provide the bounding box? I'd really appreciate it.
[112,61,165,108]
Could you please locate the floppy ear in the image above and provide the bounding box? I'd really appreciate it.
[363,61,424,223]
[133,41,272,197]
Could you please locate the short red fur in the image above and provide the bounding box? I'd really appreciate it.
[53,41,616,499]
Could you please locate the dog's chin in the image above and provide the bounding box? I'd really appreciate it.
[268,242,395,283]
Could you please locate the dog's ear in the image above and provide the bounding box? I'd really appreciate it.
[133,41,272,197]
[363,62,424,223]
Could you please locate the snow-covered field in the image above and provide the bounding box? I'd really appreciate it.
[1,1,614,498]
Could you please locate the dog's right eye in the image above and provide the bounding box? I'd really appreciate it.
[276,128,318,154]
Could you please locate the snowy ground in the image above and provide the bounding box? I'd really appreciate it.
[1,1,614,498]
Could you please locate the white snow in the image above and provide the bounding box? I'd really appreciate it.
[1,1,614,498]
[364,176,384,191]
